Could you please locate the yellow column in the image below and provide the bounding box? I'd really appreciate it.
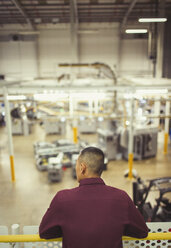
[164,101,170,155]
[73,127,78,144]
[3,87,16,183]
[164,133,168,154]
[10,155,16,182]
[128,153,133,179]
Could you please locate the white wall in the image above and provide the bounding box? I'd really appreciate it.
[38,29,71,77]
[119,39,153,77]
[0,23,153,79]
[79,29,119,68]
[0,40,37,79]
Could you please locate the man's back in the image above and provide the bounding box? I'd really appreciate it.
[39,178,148,248]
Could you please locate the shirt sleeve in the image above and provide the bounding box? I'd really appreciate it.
[39,193,63,239]
[124,194,148,238]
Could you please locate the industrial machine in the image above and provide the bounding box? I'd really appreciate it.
[97,118,117,131]
[11,117,31,135]
[34,139,80,172]
[97,128,121,160]
[44,118,66,135]
[0,112,5,126]
[34,139,82,182]
[78,116,97,134]
[11,106,32,135]
[120,126,158,160]
[133,177,171,222]
[48,153,63,182]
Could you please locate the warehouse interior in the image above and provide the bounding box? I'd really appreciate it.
[0,0,171,245]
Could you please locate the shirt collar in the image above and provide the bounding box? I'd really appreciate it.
[79,177,105,186]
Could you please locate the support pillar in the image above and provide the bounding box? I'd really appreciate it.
[156,0,165,78]
[73,119,78,144]
[35,36,41,78]
[69,95,74,117]
[156,22,164,78]
[128,97,134,179]
[164,100,170,154]
[3,87,16,182]
[11,224,20,248]
[70,0,79,82]
[94,98,99,114]
[89,99,93,117]
[154,100,160,127]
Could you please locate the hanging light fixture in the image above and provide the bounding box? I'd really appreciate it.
[139,17,167,23]
[125,29,148,34]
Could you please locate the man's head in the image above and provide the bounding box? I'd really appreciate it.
[76,146,104,182]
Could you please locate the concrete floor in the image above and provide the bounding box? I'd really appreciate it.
[0,123,171,230]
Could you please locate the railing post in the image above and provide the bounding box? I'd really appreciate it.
[11,224,20,248]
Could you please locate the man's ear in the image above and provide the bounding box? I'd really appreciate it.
[80,163,86,174]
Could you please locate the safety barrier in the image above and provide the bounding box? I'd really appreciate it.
[0,222,171,248]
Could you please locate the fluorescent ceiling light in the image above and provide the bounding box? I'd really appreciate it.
[7,95,26,100]
[34,92,110,102]
[139,18,167,23]
[34,93,68,101]
[136,89,168,94]
[78,29,99,34]
[125,29,148,34]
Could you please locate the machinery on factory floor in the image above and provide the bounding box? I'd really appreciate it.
[34,138,109,182]
[0,112,5,126]
[78,117,118,135]
[48,153,64,182]
[119,126,158,160]
[11,106,32,135]
[34,139,80,171]
[133,177,171,222]
[44,118,66,135]
[96,125,158,161]
[34,139,82,182]
[78,117,97,134]
[11,118,32,135]
[97,128,121,161]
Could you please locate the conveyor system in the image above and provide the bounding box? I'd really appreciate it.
[34,140,80,172]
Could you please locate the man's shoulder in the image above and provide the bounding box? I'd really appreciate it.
[105,184,129,198]
[53,184,130,203]
[54,187,80,201]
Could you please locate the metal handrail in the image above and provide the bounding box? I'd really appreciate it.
[0,233,171,243]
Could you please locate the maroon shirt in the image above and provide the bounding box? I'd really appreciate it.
[39,178,148,248]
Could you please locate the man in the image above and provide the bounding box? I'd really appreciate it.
[39,147,148,248]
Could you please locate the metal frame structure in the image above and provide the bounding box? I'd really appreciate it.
[0,0,171,26]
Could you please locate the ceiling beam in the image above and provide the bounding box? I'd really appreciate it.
[121,0,138,30]
[10,0,36,29]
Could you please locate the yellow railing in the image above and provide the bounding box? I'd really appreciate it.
[0,233,171,243]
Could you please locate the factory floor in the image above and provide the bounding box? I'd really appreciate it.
[0,123,171,230]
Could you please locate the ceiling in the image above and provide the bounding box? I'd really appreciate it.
[0,0,171,28]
